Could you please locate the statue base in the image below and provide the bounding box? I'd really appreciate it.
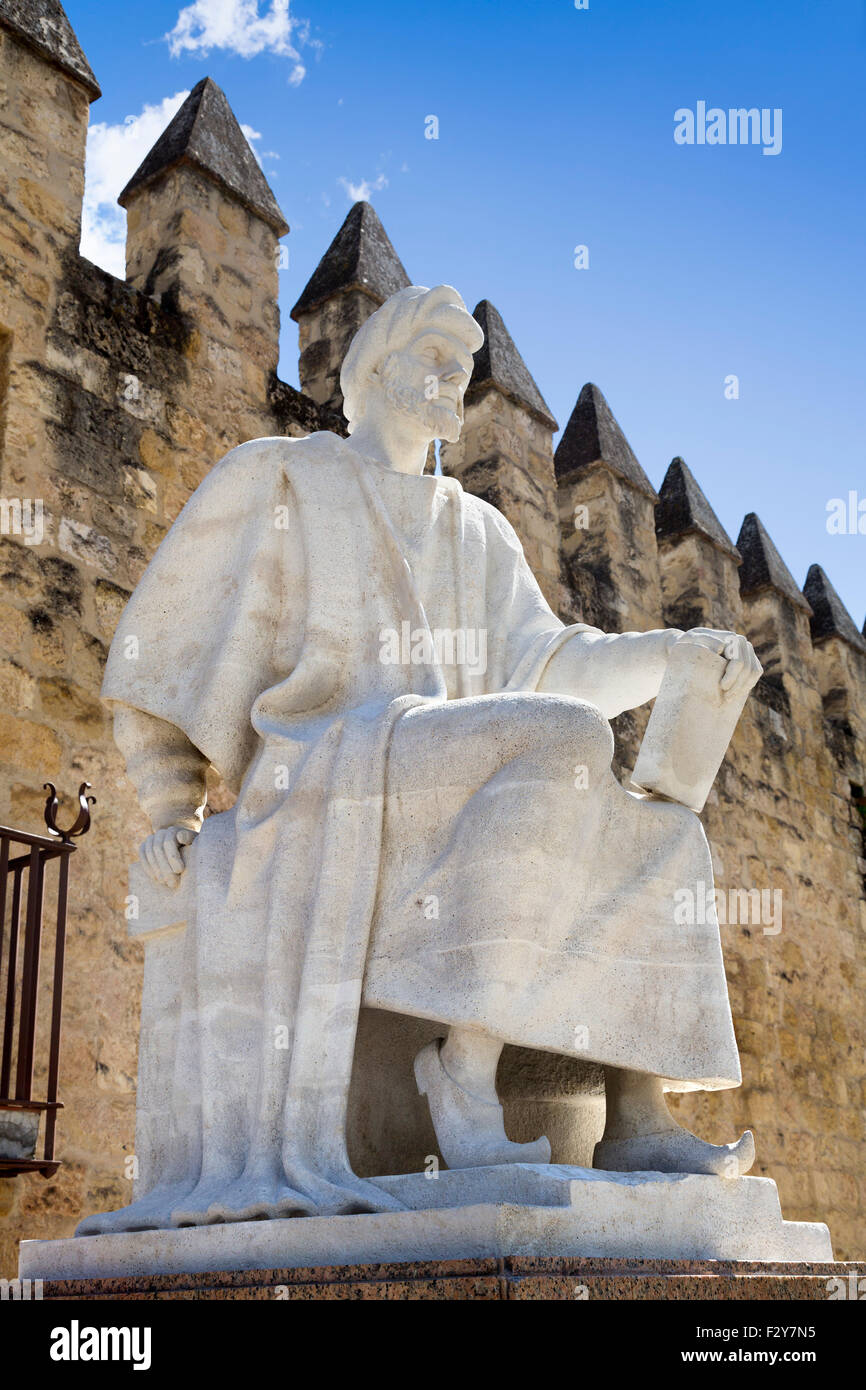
[20,1256,863,1301]
[20,1165,831,1282]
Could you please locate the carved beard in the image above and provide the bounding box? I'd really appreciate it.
[379,356,463,443]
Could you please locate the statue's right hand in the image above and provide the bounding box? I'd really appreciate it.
[140,825,198,888]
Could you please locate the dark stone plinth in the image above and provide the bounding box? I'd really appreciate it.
[33,1256,866,1301]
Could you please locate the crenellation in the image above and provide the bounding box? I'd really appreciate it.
[441,301,560,606]
[0,31,91,241]
[733,517,817,717]
[294,290,378,412]
[291,201,411,416]
[555,384,662,639]
[657,529,744,632]
[655,459,743,633]
[0,1,100,100]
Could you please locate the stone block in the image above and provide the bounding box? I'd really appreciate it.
[19,1168,832,1283]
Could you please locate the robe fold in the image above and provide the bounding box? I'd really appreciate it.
[82,430,740,1234]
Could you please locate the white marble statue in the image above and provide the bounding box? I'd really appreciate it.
[79,285,764,1235]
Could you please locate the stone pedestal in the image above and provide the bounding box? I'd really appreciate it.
[24,1256,865,1302]
[20,1165,832,1285]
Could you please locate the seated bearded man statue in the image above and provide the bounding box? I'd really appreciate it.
[80,284,762,1234]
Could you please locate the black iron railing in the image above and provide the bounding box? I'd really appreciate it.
[0,783,93,1178]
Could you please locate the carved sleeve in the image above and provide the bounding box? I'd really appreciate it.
[113,705,208,832]
[480,497,680,713]
[538,627,682,718]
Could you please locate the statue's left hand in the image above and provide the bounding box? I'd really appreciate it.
[140,824,199,888]
[674,628,763,700]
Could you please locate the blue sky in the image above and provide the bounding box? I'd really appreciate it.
[70,0,864,621]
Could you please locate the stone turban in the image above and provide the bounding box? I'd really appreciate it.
[340,284,484,430]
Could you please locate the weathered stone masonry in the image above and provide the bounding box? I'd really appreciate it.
[0,1,863,1272]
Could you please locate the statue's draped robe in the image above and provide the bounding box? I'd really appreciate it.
[86,432,740,1232]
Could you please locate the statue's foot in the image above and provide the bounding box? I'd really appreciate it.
[76,1182,195,1235]
[414,1038,551,1169]
[593,1126,755,1178]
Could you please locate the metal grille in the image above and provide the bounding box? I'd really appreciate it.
[0,783,92,1178]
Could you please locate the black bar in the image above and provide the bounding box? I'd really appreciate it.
[0,836,8,992]
[0,823,71,850]
[0,867,22,1097]
[7,845,69,872]
[43,853,70,1160]
[15,847,44,1101]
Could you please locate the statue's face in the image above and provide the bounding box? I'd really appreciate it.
[377,328,475,444]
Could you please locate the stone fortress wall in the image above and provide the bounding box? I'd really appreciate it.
[0,1,863,1274]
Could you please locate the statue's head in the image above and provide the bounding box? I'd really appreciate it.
[341,285,484,444]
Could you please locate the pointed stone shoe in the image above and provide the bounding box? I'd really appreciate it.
[414,1038,551,1170]
[593,1127,756,1178]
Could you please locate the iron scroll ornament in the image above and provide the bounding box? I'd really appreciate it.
[43,782,95,843]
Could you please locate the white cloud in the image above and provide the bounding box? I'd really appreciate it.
[81,93,267,278]
[165,0,314,84]
[81,92,190,277]
[338,172,388,203]
[240,122,263,164]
